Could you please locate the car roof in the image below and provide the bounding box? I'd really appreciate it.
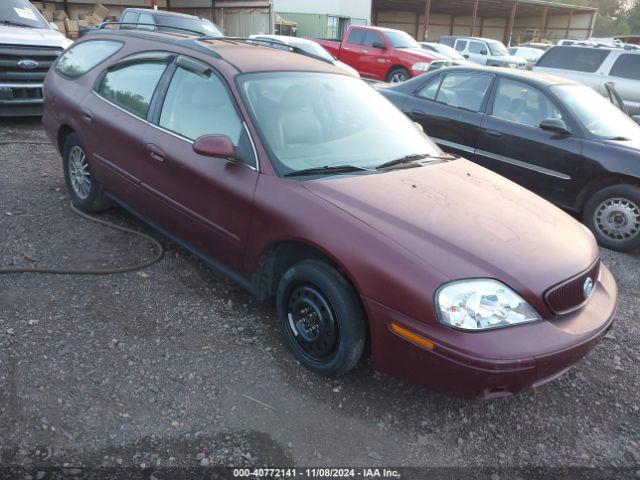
[124,8,201,19]
[88,30,345,75]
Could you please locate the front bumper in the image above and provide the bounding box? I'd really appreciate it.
[0,82,44,117]
[365,264,617,399]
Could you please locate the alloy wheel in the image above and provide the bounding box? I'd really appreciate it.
[68,146,92,200]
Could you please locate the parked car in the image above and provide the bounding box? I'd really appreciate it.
[439,36,527,69]
[534,46,640,116]
[0,0,72,116]
[43,31,617,399]
[419,42,474,66]
[316,26,451,83]
[248,34,359,77]
[378,65,640,251]
[518,42,553,52]
[508,46,544,68]
[116,8,222,36]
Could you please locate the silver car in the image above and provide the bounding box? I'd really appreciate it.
[534,46,640,115]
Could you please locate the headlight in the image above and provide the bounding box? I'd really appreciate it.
[436,279,540,331]
[412,62,432,71]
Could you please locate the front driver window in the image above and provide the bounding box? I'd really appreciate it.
[159,66,243,144]
[492,79,562,128]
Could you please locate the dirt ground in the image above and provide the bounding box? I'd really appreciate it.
[1,119,639,475]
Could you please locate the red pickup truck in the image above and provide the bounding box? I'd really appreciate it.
[316,26,449,83]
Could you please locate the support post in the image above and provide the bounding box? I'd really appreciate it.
[504,1,516,46]
[422,0,431,40]
[470,0,479,36]
[565,10,573,38]
[587,10,596,38]
[540,6,548,36]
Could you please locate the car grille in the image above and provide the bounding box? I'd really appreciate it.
[0,44,63,84]
[544,260,601,315]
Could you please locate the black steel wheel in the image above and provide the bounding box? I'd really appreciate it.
[276,259,366,376]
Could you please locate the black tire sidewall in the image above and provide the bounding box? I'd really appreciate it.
[62,133,106,213]
[276,260,366,377]
[583,184,640,252]
[387,67,409,83]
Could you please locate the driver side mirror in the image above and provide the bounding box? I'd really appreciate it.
[540,118,571,135]
[632,115,640,126]
[193,134,236,159]
[480,48,488,55]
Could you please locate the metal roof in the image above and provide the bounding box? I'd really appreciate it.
[373,0,597,18]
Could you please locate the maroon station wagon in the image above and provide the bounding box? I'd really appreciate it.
[42,30,618,399]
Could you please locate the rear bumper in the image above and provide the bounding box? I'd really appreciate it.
[365,264,617,399]
[0,82,44,117]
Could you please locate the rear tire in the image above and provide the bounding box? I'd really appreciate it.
[62,133,111,213]
[583,184,640,252]
[276,260,366,377]
[386,67,410,83]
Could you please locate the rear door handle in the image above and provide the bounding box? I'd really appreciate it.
[81,109,93,123]
[410,109,426,118]
[485,129,503,138]
[147,144,165,163]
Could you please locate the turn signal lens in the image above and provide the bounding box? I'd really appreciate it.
[390,323,435,350]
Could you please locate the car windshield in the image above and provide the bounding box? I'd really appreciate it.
[159,15,222,36]
[239,72,442,176]
[434,44,465,60]
[0,0,49,29]
[552,85,640,140]
[487,40,509,56]
[386,30,420,49]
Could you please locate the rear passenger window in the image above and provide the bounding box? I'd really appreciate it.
[435,72,492,112]
[120,10,138,29]
[137,12,156,30]
[159,67,242,143]
[416,77,441,100]
[536,46,609,73]
[347,29,366,45]
[56,40,123,78]
[609,54,640,80]
[97,62,166,119]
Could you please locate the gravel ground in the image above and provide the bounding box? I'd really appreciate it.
[0,119,639,474]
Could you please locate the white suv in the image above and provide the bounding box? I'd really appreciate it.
[534,46,640,115]
[440,36,527,69]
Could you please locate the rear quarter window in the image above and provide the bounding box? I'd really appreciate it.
[609,54,640,81]
[536,46,609,73]
[56,40,123,78]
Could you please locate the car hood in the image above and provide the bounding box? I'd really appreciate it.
[401,48,449,62]
[597,137,640,151]
[303,159,598,298]
[0,25,72,49]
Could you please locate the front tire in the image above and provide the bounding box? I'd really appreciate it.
[386,67,410,84]
[276,260,366,376]
[583,184,640,252]
[62,133,110,213]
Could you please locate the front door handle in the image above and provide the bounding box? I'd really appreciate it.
[147,144,165,163]
[81,109,93,123]
[485,129,503,138]
[410,109,426,118]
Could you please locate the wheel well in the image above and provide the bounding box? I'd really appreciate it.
[386,65,409,79]
[57,125,74,154]
[577,175,640,212]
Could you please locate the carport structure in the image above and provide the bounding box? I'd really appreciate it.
[371,0,598,44]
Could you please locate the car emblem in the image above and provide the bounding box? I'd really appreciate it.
[583,277,594,299]
[18,59,39,70]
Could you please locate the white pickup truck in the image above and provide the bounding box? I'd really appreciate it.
[1,0,71,116]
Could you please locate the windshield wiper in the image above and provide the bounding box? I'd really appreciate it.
[284,164,374,178]
[376,153,455,170]
[0,20,34,28]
